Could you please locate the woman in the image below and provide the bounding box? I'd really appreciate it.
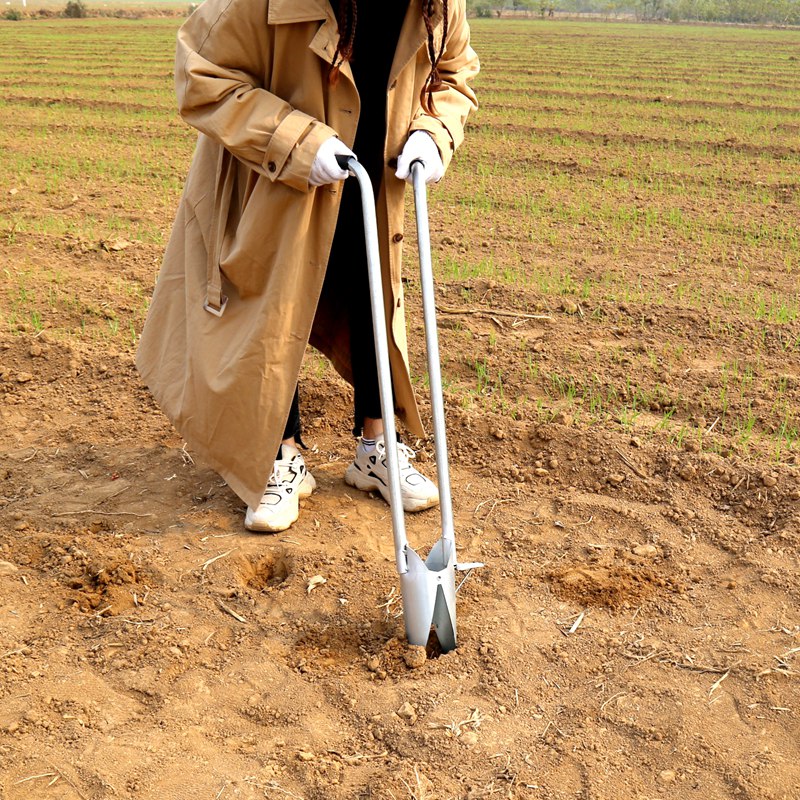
[136,0,479,532]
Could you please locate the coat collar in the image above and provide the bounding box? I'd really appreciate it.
[268,0,329,24]
[267,0,349,79]
[267,0,445,90]
[390,1,444,88]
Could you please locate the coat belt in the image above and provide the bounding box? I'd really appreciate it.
[204,146,233,317]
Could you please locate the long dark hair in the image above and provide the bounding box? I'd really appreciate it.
[330,0,449,114]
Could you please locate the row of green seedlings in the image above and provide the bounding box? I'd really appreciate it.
[540,366,799,462]
[2,268,145,349]
[423,309,800,461]
[434,250,800,328]
[443,168,800,263]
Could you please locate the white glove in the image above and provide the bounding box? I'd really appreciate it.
[395,131,444,185]
[309,136,355,187]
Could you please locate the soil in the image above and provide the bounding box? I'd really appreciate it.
[1,230,799,800]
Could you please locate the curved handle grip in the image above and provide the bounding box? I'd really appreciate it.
[335,154,355,171]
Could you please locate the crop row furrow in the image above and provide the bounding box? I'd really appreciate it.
[475,108,800,149]
[478,71,800,97]
[475,65,800,86]
[474,86,800,117]
[0,78,170,92]
[473,122,799,157]
[0,95,170,113]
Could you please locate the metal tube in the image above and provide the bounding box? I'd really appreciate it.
[345,158,409,573]
[410,162,455,544]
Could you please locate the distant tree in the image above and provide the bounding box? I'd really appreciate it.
[466,0,492,14]
[636,0,668,18]
[63,0,87,17]
[471,1,494,15]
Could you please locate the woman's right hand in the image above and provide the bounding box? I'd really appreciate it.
[309,137,356,186]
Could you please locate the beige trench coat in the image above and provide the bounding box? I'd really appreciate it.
[136,0,479,510]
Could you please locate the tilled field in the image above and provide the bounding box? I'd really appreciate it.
[1,17,799,800]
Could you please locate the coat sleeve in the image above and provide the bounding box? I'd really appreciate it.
[175,0,336,192]
[408,0,480,171]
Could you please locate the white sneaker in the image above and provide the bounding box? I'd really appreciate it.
[244,444,316,532]
[344,436,439,513]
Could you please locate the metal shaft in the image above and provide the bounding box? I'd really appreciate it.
[411,162,455,545]
[346,158,409,574]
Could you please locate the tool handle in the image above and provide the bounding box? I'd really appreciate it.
[336,154,354,171]
[346,156,410,574]
[410,161,455,546]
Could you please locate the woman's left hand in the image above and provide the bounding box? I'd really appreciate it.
[396,131,444,185]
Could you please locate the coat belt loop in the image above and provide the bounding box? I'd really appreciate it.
[205,147,232,317]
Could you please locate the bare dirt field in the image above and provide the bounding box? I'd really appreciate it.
[1,17,800,800]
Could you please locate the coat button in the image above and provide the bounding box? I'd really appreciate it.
[267,161,277,173]
[392,233,403,243]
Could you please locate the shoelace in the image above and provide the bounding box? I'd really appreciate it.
[265,467,283,489]
[259,457,303,503]
[279,455,305,482]
[375,440,416,473]
[255,468,285,509]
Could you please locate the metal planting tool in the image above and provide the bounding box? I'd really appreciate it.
[337,154,482,652]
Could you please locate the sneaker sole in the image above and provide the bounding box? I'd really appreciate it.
[344,465,439,513]
[244,508,298,533]
[244,498,299,533]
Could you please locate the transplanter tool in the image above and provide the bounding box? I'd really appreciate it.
[337,154,483,652]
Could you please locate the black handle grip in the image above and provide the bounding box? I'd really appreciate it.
[336,154,355,170]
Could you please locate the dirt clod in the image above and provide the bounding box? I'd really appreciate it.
[561,300,579,315]
[397,702,417,724]
[404,646,427,670]
[678,464,696,481]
